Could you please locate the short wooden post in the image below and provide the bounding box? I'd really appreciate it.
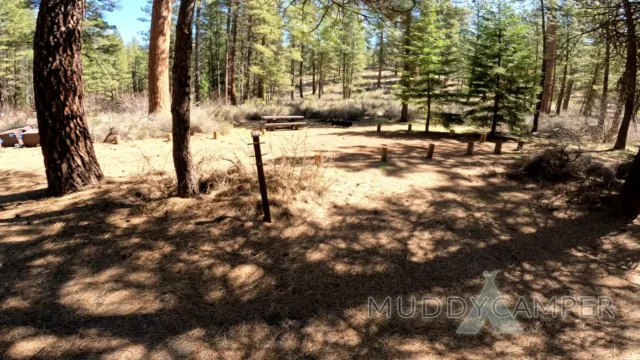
[261,129,266,135]
[213,132,218,140]
[494,141,503,155]
[167,133,173,142]
[480,133,487,143]
[408,124,412,132]
[381,147,388,162]
[449,129,456,137]
[114,135,121,145]
[466,142,474,155]
[251,130,272,223]
[516,141,525,151]
[377,123,382,132]
[314,154,323,166]
[426,144,435,159]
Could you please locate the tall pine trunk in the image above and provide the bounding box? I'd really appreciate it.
[148,0,172,115]
[229,4,238,105]
[194,0,202,104]
[532,0,547,132]
[172,0,199,198]
[244,16,253,102]
[542,10,557,114]
[614,0,637,150]
[377,30,384,89]
[399,11,412,122]
[563,79,573,110]
[224,6,231,105]
[34,0,104,196]
[598,33,611,134]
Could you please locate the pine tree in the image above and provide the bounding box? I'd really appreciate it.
[466,0,538,136]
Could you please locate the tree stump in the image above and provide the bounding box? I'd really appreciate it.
[377,123,382,132]
[408,124,412,132]
[516,141,525,150]
[167,133,173,142]
[114,135,121,145]
[214,132,218,140]
[480,134,487,143]
[315,154,323,166]
[381,147,388,162]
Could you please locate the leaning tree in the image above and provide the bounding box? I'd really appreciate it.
[33,0,104,196]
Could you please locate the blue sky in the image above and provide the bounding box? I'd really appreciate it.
[104,1,148,44]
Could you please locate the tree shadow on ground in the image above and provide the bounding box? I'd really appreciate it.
[0,164,639,359]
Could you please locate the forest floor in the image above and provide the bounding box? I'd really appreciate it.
[1,119,640,359]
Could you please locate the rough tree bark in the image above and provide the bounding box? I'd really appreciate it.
[172,0,199,198]
[148,0,172,115]
[614,0,637,150]
[34,0,104,196]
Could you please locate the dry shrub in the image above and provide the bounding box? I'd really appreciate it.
[134,134,330,219]
[515,146,618,186]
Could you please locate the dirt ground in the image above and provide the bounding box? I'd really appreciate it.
[1,122,639,359]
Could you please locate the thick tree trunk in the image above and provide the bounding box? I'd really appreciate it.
[148,0,172,115]
[614,0,637,150]
[377,30,384,89]
[621,148,640,217]
[34,0,104,197]
[172,0,199,198]
[194,0,202,104]
[400,11,412,122]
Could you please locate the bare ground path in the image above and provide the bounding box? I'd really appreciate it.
[1,123,639,359]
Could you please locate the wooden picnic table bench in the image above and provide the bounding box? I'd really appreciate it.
[260,115,307,130]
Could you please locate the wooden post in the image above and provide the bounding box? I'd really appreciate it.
[213,132,218,140]
[466,142,474,155]
[480,133,487,143]
[381,147,388,162]
[377,123,382,132]
[251,130,272,223]
[167,133,173,142]
[261,129,266,135]
[114,135,121,145]
[314,154,323,166]
[408,124,412,132]
[516,141,525,150]
[449,129,455,137]
[494,141,503,155]
[426,144,435,159]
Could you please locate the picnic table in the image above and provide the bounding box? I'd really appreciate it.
[260,115,307,130]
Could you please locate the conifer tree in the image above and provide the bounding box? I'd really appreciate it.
[466,0,537,136]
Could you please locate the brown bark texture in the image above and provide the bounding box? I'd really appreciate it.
[33,0,104,197]
[148,0,172,115]
[172,0,199,198]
